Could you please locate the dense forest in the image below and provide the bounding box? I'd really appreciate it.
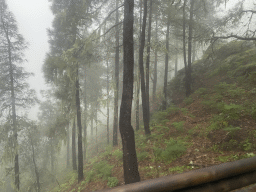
[1,0,256,191]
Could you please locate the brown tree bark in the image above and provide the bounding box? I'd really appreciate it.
[72,118,77,171]
[186,0,194,97]
[75,68,84,181]
[139,0,151,136]
[145,0,153,118]
[162,12,170,111]
[120,0,140,184]
[67,125,70,168]
[152,12,158,100]
[113,0,120,147]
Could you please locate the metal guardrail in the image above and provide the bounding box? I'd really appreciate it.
[96,156,256,192]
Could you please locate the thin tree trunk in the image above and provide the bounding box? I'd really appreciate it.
[75,67,84,181]
[72,118,77,170]
[139,0,151,136]
[95,106,98,153]
[162,12,170,111]
[152,13,158,100]
[107,60,110,144]
[145,0,153,118]
[113,0,120,147]
[3,20,19,191]
[91,112,93,136]
[67,125,70,168]
[83,67,87,161]
[186,0,194,97]
[30,135,40,192]
[135,0,143,132]
[183,0,187,70]
[120,0,140,184]
[50,138,55,181]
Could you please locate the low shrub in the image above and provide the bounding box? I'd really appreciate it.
[107,177,119,188]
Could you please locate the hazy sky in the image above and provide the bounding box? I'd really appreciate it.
[6,0,54,119]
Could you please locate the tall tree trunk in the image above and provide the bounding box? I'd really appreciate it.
[113,0,120,147]
[83,67,87,161]
[67,125,70,168]
[91,112,93,136]
[152,13,158,100]
[95,106,98,153]
[186,0,194,97]
[72,118,77,170]
[139,0,151,136]
[75,67,84,182]
[50,138,55,180]
[30,136,40,192]
[135,0,143,131]
[4,22,19,191]
[145,0,153,119]
[107,59,110,144]
[120,0,140,184]
[163,12,170,111]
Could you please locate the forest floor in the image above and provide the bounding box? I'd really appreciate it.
[48,41,256,192]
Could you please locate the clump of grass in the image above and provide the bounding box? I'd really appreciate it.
[112,149,123,160]
[137,151,149,161]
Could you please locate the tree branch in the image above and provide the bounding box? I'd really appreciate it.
[212,34,256,41]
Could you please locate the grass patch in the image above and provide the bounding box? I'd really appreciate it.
[171,121,185,132]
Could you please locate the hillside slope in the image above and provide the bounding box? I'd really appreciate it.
[49,40,256,192]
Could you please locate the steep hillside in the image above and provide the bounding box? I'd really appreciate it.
[48,40,256,192]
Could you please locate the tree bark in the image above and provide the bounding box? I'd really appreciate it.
[113,0,120,147]
[145,0,153,119]
[67,125,70,168]
[83,66,87,161]
[152,13,158,100]
[120,0,140,184]
[162,12,170,111]
[139,0,151,136]
[75,67,84,182]
[3,17,20,191]
[30,135,40,192]
[72,118,77,170]
[186,0,194,97]
[107,59,110,144]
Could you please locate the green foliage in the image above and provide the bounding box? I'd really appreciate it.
[85,170,95,183]
[160,139,187,162]
[150,105,179,125]
[171,121,185,132]
[180,108,189,115]
[169,165,192,173]
[242,139,254,151]
[113,149,123,160]
[137,151,149,161]
[223,126,241,138]
[107,177,119,188]
[194,88,208,96]
[93,161,114,181]
[184,97,193,105]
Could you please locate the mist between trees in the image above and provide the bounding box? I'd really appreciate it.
[1,0,256,191]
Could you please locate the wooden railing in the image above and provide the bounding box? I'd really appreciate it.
[96,156,256,192]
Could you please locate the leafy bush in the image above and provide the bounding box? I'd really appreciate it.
[107,177,119,188]
[161,139,187,162]
[94,161,114,181]
[171,121,185,132]
[113,149,123,160]
[194,87,208,96]
[137,151,149,161]
[85,170,95,183]
[223,126,241,138]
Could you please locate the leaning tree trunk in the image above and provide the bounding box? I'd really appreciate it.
[145,0,153,119]
[162,12,170,111]
[120,0,140,184]
[75,67,84,182]
[139,0,151,136]
[113,0,120,147]
[72,118,77,171]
